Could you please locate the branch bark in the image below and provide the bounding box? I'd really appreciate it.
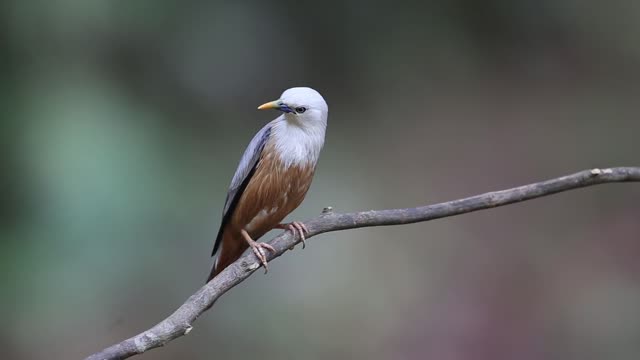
[86,167,640,360]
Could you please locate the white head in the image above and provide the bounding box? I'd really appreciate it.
[257,87,327,167]
[257,87,328,129]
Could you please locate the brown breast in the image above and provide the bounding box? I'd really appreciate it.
[228,142,316,239]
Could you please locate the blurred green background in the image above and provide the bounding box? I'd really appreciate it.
[2,1,640,359]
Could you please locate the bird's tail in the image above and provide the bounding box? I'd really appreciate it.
[207,230,248,282]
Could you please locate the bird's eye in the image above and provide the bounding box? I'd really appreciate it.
[295,107,307,114]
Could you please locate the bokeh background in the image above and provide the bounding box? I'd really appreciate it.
[2,1,640,359]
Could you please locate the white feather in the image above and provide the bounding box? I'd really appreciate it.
[268,87,328,168]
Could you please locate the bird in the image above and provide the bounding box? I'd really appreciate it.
[207,87,328,282]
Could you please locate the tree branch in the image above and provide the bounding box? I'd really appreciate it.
[86,167,640,360]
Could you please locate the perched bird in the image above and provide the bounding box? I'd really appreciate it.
[207,87,328,282]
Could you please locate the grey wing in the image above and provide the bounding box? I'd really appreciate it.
[211,123,272,256]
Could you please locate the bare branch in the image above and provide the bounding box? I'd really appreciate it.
[85,167,640,360]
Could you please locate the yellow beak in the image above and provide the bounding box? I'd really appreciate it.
[257,100,280,110]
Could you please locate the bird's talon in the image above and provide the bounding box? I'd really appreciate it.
[250,246,269,272]
[279,221,309,249]
[261,243,276,253]
[242,229,275,273]
[292,221,307,249]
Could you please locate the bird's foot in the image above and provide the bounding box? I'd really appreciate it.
[241,229,275,273]
[276,221,309,250]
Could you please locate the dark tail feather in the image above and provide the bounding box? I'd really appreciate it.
[206,230,247,282]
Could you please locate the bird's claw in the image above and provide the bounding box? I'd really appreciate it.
[248,240,275,273]
[279,221,309,249]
